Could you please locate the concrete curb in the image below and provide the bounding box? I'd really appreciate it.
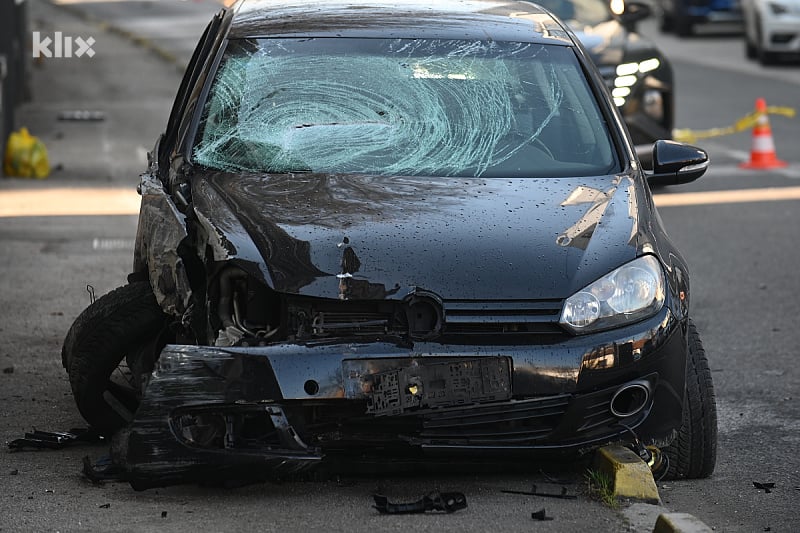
[653,512,715,533]
[596,445,715,532]
[595,444,661,504]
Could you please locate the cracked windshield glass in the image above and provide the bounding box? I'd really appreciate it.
[193,38,619,177]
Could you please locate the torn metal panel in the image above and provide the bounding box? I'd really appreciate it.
[134,173,192,316]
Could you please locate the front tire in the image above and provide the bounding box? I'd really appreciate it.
[663,320,718,479]
[62,282,167,437]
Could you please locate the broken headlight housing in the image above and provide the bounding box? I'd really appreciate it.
[560,255,665,334]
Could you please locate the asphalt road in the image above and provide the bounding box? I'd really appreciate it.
[1,2,799,532]
[636,17,800,533]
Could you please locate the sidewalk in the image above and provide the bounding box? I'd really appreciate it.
[1,0,213,214]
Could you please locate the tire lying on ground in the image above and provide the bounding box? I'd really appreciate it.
[662,320,718,479]
[61,281,167,437]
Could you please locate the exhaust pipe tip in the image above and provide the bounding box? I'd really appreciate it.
[610,380,652,418]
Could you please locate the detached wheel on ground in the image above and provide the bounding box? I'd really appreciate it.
[662,320,718,479]
[62,281,167,437]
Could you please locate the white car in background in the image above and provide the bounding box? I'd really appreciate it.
[743,0,800,64]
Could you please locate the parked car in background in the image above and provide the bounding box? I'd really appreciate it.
[743,0,800,64]
[62,0,717,489]
[660,0,744,36]
[537,0,674,164]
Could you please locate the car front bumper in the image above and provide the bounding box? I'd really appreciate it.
[111,308,687,489]
[762,13,800,53]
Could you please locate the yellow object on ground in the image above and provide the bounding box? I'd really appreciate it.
[3,127,50,179]
[594,444,660,504]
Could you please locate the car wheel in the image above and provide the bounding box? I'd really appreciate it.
[63,281,167,437]
[674,13,694,37]
[758,47,780,65]
[662,320,717,479]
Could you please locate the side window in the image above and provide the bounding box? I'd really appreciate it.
[159,11,226,178]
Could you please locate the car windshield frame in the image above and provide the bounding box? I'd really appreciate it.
[190,37,621,178]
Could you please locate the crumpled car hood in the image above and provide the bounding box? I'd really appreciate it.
[190,172,645,301]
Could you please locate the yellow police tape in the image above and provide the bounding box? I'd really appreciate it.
[673,106,796,144]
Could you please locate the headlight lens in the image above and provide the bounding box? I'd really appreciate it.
[561,255,666,333]
[613,58,662,107]
[768,2,788,15]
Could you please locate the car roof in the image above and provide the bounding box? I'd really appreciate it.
[227,0,574,44]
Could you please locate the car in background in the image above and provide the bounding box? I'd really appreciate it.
[743,0,800,64]
[660,0,744,36]
[537,0,674,164]
[62,0,717,489]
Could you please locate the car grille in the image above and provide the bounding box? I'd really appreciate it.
[285,296,568,340]
[418,395,570,444]
[442,299,566,336]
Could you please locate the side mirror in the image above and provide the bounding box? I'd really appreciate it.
[646,140,709,186]
[618,1,652,31]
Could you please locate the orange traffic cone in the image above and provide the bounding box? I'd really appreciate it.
[740,98,787,169]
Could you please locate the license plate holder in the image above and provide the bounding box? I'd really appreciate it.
[343,357,512,416]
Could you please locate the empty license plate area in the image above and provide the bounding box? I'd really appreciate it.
[343,357,512,416]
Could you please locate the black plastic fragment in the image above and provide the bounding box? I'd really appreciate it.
[7,428,104,450]
[531,508,554,521]
[373,491,467,514]
[501,484,577,499]
[753,482,775,493]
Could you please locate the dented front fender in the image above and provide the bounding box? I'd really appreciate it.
[133,174,192,317]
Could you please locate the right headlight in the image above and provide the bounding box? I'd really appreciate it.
[560,255,666,334]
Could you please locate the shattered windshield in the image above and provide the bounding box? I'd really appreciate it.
[193,38,618,177]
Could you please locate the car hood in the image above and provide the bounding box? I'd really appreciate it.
[191,172,646,301]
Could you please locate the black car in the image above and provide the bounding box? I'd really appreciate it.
[62,0,716,489]
[660,0,744,36]
[536,0,675,162]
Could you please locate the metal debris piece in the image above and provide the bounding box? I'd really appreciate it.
[86,285,96,305]
[57,110,106,122]
[373,491,467,514]
[753,482,776,493]
[531,508,553,521]
[7,428,104,450]
[501,485,577,499]
[99,503,111,509]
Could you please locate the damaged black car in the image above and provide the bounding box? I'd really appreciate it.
[61,0,717,489]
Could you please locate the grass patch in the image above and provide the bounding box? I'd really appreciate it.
[585,469,618,509]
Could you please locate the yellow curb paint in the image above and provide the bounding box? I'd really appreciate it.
[654,186,800,207]
[594,445,660,504]
[0,188,140,217]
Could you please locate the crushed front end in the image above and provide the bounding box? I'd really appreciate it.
[111,295,687,489]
